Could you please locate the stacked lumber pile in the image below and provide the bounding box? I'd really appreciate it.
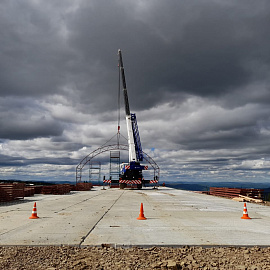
[52,184,72,195]
[209,187,264,202]
[209,187,242,198]
[41,185,57,195]
[243,188,264,199]
[238,195,263,203]
[0,183,74,202]
[75,182,93,191]
[41,184,72,195]
[13,183,25,199]
[34,186,43,194]
[0,183,25,202]
[24,186,35,197]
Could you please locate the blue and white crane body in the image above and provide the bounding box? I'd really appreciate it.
[118,49,147,189]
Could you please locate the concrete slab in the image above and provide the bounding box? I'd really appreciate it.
[0,189,123,245]
[0,187,269,246]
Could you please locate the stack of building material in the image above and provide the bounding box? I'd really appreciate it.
[24,186,35,197]
[70,185,76,191]
[52,184,72,195]
[41,185,57,195]
[41,184,72,195]
[75,182,93,191]
[0,183,74,201]
[34,186,43,194]
[238,195,263,203]
[209,187,264,200]
[209,187,242,198]
[13,183,25,199]
[0,183,25,202]
[0,184,14,202]
[243,189,264,199]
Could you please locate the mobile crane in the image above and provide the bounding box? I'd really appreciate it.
[76,51,159,187]
[118,49,147,189]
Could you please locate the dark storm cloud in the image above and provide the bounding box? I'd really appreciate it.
[0,154,26,167]
[0,1,75,98]
[0,154,74,167]
[28,157,78,166]
[0,120,62,140]
[2,0,270,110]
[55,0,270,113]
[1,0,270,182]
[0,97,63,140]
[135,0,270,108]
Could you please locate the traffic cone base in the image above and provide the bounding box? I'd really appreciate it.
[241,216,251,220]
[29,202,39,219]
[241,203,251,219]
[137,203,147,220]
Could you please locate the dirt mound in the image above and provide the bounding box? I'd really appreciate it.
[0,246,269,269]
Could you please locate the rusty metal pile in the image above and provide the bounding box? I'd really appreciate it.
[75,182,93,191]
[41,184,73,195]
[24,186,36,197]
[0,183,25,202]
[0,182,93,203]
[209,187,264,200]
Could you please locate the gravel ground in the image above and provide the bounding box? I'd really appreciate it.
[0,246,269,269]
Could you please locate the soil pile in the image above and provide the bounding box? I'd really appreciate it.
[0,246,269,269]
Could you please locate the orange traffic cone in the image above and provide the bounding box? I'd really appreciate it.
[29,202,39,219]
[137,203,147,220]
[241,203,251,219]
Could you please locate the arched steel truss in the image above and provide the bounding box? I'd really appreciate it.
[76,144,160,184]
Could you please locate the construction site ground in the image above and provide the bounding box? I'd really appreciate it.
[0,186,270,246]
[1,186,270,269]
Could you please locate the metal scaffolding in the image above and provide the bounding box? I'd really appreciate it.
[110,151,120,180]
[89,161,101,185]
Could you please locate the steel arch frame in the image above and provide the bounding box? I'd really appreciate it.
[76,144,160,184]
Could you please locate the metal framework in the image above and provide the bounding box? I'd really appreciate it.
[110,151,120,180]
[76,144,159,184]
[89,161,101,184]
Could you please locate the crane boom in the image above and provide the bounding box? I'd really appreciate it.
[118,49,137,163]
[118,49,130,116]
[117,49,147,189]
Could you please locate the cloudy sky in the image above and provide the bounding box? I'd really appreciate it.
[1,0,270,183]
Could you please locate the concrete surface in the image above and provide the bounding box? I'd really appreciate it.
[0,187,269,246]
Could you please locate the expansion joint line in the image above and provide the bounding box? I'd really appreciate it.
[54,193,104,214]
[79,191,125,247]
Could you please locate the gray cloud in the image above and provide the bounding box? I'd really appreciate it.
[1,0,270,183]
[0,97,64,140]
